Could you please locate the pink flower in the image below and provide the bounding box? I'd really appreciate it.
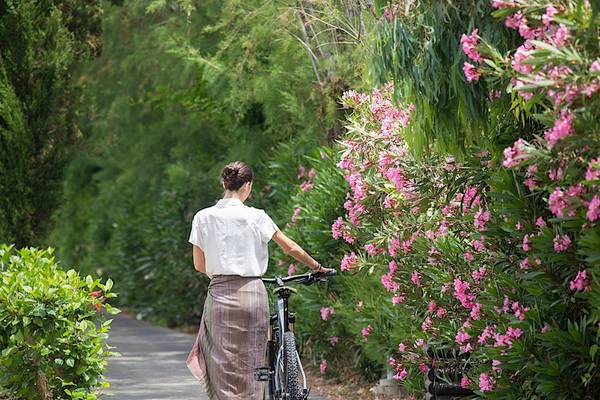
[492,359,502,372]
[512,301,530,321]
[479,372,496,392]
[393,368,408,380]
[505,11,524,30]
[300,180,313,192]
[461,29,483,62]
[436,307,447,318]
[472,266,487,282]
[320,359,327,374]
[544,110,574,148]
[362,324,373,341]
[541,323,549,334]
[587,195,600,222]
[460,376,471,388]
[549,188,568,218]
[551,24,569,47]
[330,336,340,346]
[553,234,571,253]
[548,161,565,181]
[463,62,481,82]
[455,330,471,344]
[388,260,398,274]
[569,270,591,292]
[536,217,546,228]
[341,90,368,108]
[381,273,400,292]
[522,234,530,252]
[543,5,558,26]
[419,363,429,373]
[392,294,405,305]
[331,217,345,240]
[585,158,600,181]
[470,303,484,320]
[398,343,406,353]
[474,209,491,230]
[340,252,358,271]
[365,242,382,256]
[421,317,433,332]
[411,271,422,287]
[464,251,474,262]
[428,301,437,313]
[472,237,485,252]
[288,263,297,276]
[320,306,335,321]
[415,338,425,348]
[502,138,529,168]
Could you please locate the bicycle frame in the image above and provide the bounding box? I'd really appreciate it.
[268,277,308,399]
[258,270,336,400]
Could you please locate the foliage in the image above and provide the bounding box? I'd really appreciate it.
[0,245,119,400]
[49,0,364,327]
[280,1,600,398]
[0,0,104,247]
[371,0,520,154]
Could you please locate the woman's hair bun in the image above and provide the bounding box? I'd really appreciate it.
[221,161,253,192]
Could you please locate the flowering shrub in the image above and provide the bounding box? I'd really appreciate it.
[303,1,599,398]
[268,1,599,397]
[0,245,119,399]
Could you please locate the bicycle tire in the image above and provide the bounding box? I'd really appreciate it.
[283,331,303,400]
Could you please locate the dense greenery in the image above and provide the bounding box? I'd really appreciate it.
[0,245,118,399]
[0,0,105,247]
[50,0,364,327]
[273,0,600,398]
[3,0,598,397]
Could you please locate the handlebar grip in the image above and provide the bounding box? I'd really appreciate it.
[315,269,337,277]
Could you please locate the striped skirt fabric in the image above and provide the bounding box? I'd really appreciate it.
[187,275,268,399]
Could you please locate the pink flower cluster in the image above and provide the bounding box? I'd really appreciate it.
[331,216,356,244]
[569,270,590,292]
[479,372,496,392]
[298,166,316,192]
[320,306,335,321]
[340,252,358,271]
[361,324,373,341]
[502,139,529,168]
[544,110,574,148]
[320,359,327,374]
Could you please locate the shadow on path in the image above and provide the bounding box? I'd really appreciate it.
[101,312,207,400]
[101,312,326,400]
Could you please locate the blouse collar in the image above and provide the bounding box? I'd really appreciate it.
[216,197,244,207]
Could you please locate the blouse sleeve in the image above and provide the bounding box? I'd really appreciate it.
[257,210,279,243]
[188,214,204,249]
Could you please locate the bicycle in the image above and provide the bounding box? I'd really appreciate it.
[254,269,336,400]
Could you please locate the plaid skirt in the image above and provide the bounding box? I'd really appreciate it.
[186,275,268,399]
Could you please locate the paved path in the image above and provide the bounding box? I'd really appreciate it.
[101,312,326,400]
[101,312,206,399]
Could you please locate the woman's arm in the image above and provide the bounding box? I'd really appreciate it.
[271,230,332,272]
[192,244,206,274]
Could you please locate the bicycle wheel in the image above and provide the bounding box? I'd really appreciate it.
[283,331,303,400]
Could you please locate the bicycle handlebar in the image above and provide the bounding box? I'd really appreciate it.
[262,269,336,285]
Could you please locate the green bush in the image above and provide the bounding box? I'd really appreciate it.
[0,245,119,400]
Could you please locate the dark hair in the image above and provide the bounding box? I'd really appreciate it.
[221,161,253,191]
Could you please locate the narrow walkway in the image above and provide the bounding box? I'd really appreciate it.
[101,312,206,399]
[101,312,326,399]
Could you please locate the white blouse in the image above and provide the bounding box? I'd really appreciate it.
[188,197,280,278]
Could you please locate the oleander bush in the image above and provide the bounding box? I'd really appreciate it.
[0,245,119,400]
[270,1,600,398]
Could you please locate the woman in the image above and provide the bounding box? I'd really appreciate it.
[186,160,334,399]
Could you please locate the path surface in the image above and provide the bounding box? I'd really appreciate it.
[101,312,326,400]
